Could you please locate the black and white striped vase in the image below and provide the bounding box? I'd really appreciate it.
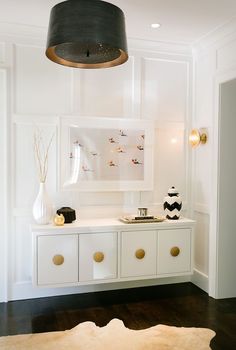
[163,186,182,220]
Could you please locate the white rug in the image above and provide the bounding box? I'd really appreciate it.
[0,318,215,350]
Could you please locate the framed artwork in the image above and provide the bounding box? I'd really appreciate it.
[59,117,154,191]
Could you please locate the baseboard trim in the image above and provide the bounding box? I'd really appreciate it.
[191,269,209,293]
[8,276,191,301]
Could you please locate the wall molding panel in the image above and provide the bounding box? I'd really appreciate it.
[13,43,73,115]
[216,36,236,71]
[9,276,191,302]
[192,17,236,57]
[0,69,8,302]
[1,21,193,301]
[0,42,6,64]
[191,269,208,293]
[129,38,192,56]
[194,203,210,215]
[0,23,46,41]
[192,18,236,298]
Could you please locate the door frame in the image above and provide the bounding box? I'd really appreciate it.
[209,68,236,298]
[0,68,9,302]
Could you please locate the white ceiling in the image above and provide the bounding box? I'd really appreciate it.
[0,0,236,44]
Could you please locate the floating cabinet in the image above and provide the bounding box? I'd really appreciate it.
[121,230,156,278]
[157,228,191,275]
[32,218,195,288]
[79,232,117,282]
[37,234,78,285]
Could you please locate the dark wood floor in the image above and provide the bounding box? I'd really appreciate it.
[0,282,236,349]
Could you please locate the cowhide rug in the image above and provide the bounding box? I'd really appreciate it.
[0,318,215,350]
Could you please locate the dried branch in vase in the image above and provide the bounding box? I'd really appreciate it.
[34,129,54,183]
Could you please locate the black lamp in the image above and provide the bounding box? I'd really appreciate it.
[46,0,128,69]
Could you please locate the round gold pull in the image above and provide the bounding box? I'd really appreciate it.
[93,251,104,263]
[52,254,64,266]
[170,246,180,257]
[135,249,145,260]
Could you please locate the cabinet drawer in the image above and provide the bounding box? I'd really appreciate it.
[157,228,191,275]
[37,234,78,285]
[121,230,157,278]
[79,232,117,282]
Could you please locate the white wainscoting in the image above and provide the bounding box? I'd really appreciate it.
[73,56,135,118]
[0,42,5,64]
[216,34,236,72]
[1,23,192,301]
[8,276,191,302]
[13,44,73,115]
[191,269,208,293]
[0,68,8,302]
[193,17,236,298]
[141,56,189,122]
[193,212,209,276]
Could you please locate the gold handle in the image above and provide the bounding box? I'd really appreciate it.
[170,246,180,257]
[93,251,104,263]
[52,254,64,266]
[135,249,145,260]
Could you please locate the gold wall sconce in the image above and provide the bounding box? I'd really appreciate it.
[189,128,208,147]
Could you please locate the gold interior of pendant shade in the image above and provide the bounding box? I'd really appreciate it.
[46,46,128,69]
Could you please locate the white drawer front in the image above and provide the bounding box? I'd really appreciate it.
[79,232,117,282]
[121,230,157,278]
[157,228,191,275]
[37,234,78,285]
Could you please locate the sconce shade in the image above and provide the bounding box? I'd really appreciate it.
[189,128,207,147]
[46,0,128,69]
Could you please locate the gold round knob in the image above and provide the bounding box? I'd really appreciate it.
[170,246,180,257]
[52,254,64,265]
[93,251,104,263]
[135,249,145,259]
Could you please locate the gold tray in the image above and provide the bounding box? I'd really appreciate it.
[119,216,166,224]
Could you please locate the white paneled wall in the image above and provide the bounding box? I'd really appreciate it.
[0,68,8,302]
[0,42,5,63]
[193,212,209,275]
[14,217,33,283]
[192,18,236,297]
[191,50,215,293]
[141,57,189,122]
[74,56,134,117]
[154,127,186,204]
[1,24,192,301]
[14,44,72,115]
[13,117,58,210]
[217,36,236,71]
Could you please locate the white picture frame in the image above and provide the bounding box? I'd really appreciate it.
[59,116,154,191]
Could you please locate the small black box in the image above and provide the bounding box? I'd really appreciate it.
[56,207,76,223]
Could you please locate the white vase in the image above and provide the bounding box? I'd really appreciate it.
[32,182,53,225]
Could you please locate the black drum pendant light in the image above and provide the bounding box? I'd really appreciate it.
[46,0,128,68]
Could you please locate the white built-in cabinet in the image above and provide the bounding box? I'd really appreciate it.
[37,234,78,285]
[121,230,157,278]
[32,218,195,288]
[157,228,191,274]
[79,232,117,282]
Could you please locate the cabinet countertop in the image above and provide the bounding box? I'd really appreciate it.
[31,217,196,234]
